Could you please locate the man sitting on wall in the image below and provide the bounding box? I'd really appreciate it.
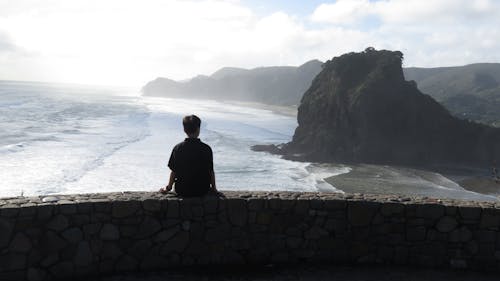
[159,114,218,197]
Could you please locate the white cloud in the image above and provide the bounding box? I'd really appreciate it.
[0,0,499,86]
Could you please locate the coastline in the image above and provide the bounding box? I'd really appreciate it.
[224,100,298,117]
[323,163,499,202]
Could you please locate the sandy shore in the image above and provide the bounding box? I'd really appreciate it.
[225,101,298,117]
[324,163,498,202]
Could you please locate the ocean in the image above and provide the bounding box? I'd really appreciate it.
[0,81,343,198]
[0,81,496,201]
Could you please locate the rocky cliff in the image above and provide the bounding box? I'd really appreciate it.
[272,48,500,166]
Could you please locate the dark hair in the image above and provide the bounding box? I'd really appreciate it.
[183,115,201,134]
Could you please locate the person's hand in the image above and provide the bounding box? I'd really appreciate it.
[159,184,173,194]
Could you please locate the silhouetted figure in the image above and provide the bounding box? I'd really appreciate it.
[159,115,218,197]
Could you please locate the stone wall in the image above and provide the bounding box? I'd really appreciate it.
[1,191,500,281]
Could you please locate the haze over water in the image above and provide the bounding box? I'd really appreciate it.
[0,81,341,198]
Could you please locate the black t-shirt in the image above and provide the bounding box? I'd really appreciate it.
[168,138,213,197]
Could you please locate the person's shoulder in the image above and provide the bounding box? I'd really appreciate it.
[173,141,186,150]
[199,140,212,151]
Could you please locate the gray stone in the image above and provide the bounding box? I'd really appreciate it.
[40,253,59,267]
[9,232,31,253]
[348,201,379,226]
[112,201,139,218]
[480,211,500,229]
[182,220,191,231]
[49,261,74,279]
[0,218,14,248]
[154,226,181,243]
[83,223,102,236]
[205,224,230,242]
[416,204,445,220]
[42,231,67,252]
[380,203,404,216]
[61,227,84,243]
[406,226,426,241]
[228,199,248,227]
[203,197,218,213]
[46,214,69,231]
[100,224,120,240]
[129,239,153,258]
[27,267,46,281]
[74,241,93,266]
[101,242,122,259]
[160,231,189,254]
[459,206,481,220]
[166,200,179,217]
[136,217,162,238]
[60,203,77,215]
[140,255,169,270]
[115,255,138,272]
[304,226,328,239]
[142,199,161,212]
[436,216,458,233]
[37,205,54,220]
[449,226,472,242]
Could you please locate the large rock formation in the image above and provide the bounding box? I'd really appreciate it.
[273,48,500,166]
[142,60,322,106]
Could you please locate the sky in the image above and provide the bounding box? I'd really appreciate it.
[0,0,499,87]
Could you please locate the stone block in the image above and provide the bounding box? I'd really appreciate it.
[46,214,69,232]
[49,261,74,279]
[136,217,162,239]
[248,199,265,211]
[112,201,139,218]
[0,218,14,248]
[348,201,379,227]
[9,232,31,253]
[406,226,426,241]
[62,227,84,243]
[100,224,120,241]
[115,255,138,272]
[436,216,458,233]
[140,255,169,271]
[142,199,161,212]
[160,231,189,254]
[304,225,328,240]
[459,206,481,220]
[228,199,247,227]
[480,210,500,229]
[449,226,472,243]
[415,204,445,220]
[27,267,46,281]
[101,242,122,260]
[74,241,93,266]
[154,226,181,243]
[380,203,405,216]
[166,200,179,218]
[41,231,67,252]
[60,203,77,215]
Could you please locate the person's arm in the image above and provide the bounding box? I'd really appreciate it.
[159,171,175,193]
[210,170,217,191]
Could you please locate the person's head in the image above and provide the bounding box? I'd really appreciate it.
[183,115,201,138]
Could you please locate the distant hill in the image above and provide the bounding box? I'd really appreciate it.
[142,60,500,126]
[141,60,323,106]
[404,63,500,126]
[255,48,500,166]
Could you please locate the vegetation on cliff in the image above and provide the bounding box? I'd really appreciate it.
[274,48,500,166]
[141,60,322,106]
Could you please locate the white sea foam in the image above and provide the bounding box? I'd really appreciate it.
[0,82,345,197]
